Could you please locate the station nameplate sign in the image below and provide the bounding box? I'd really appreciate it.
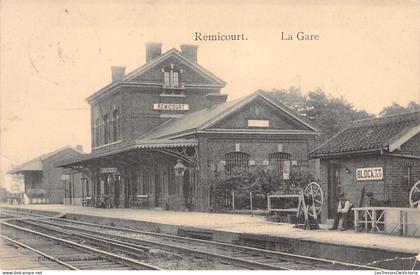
[100,168,118,174]
[356,167,383,181]
[61,174,70,180]
[153,103,189,111]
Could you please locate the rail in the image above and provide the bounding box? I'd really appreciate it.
[1,209,383,270]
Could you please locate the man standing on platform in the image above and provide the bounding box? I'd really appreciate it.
[330,193,353,231]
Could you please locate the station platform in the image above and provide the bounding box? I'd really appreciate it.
[1,204,419,267]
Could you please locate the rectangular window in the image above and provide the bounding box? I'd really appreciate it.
[173,71,179,87]
[248,119,269,128]
[164,72,170,86]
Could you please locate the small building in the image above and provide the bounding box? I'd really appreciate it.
[8,146,84,204]
[58,43,320,211]
[309,111,420,222]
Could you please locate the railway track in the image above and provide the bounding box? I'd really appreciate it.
[0,224,158,270]
[0,209,383,270]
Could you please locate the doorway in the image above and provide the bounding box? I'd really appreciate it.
[327,163,341,219]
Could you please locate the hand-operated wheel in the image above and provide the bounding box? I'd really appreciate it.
[304,182,324,218]
[409,180,420,208]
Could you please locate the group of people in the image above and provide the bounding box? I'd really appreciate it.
[329,191,381,231]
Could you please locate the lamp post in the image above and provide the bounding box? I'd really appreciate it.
[174,159,187,210]
[174,159,186,176]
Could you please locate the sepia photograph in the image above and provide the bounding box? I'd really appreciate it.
[0,0,419,272]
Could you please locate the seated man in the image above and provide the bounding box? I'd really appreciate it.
[330,193,353,231]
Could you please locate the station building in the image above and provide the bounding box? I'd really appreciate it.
[58,43,320,212]
[309,112,420,221]
[8,146,84,204]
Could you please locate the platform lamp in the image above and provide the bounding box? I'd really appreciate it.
[174,159,187,176]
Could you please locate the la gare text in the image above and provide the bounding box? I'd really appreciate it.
[281,32,320,41]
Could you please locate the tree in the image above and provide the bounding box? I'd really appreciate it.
[264,87,373,142]
[379,101,420,117]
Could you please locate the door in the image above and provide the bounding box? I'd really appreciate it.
[328,163,341,218]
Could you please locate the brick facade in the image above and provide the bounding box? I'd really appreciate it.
[61,43,319,212]
[313,113,420,222]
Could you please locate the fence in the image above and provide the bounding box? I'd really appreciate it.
[211,190,267,212]
[353,207,420,237]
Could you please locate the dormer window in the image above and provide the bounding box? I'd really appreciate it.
[162,64,181,88]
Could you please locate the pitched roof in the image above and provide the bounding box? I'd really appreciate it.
[138,91,319,140]
[8,146,84,174]
[86,48,226,103]
[58,92,319,168]
[309,111,420,158]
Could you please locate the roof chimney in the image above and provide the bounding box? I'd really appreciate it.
[206,93,228,109]
[111,66,125,82]
[146,42,162,63]
[75,145,83,153]
[180,44,198,63]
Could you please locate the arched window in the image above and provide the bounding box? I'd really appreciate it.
[225,152,249,174]
[103,115,109,144]
[112,109,120,142]
[269,152,291,173]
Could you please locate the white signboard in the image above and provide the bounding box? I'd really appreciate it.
[61,174,70,180]
[247,119,269,127]
[153,103,189,111]
[100,167,118,174]
[356,167,383,181]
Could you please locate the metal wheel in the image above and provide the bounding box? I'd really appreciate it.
[409,180,420,208]
[304,182,324,218]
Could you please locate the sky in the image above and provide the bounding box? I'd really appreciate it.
[1,0,419,189]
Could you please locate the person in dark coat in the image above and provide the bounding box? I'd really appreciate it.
[330,193,353,231]
[365,191,383,232]
[365,191,381,207]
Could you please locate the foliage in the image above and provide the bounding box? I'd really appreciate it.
[262,86,419,141]
[379,101,420,117]
[262,87,373,142]
[210,165,317,211]
[212,166,281,196]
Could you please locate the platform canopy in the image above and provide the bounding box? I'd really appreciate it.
[56,138,198,168]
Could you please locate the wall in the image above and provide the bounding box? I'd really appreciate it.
[319,152,420,221]
[398,133,420,156]
[385,156,420,207]
[42,148,83,204]
[198,133,318,212]
[211,98,305,130]
[89,52,224,153]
